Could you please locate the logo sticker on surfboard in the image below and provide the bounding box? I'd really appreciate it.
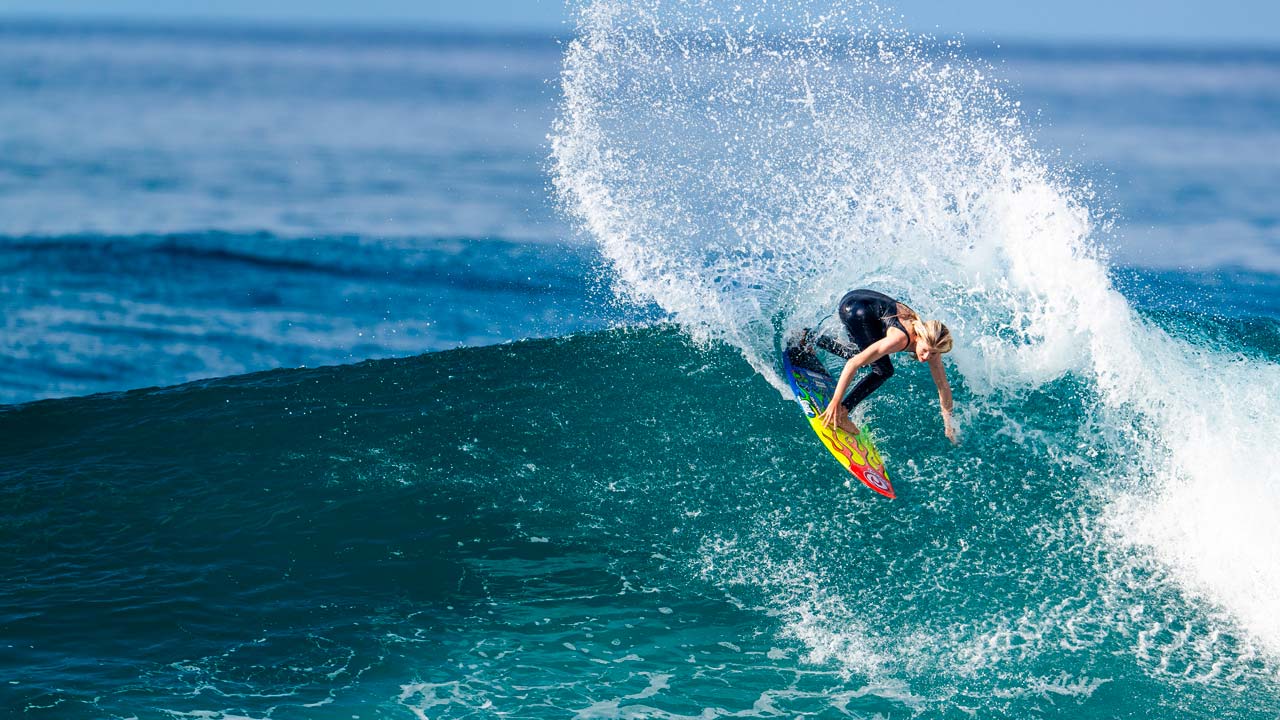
[862,468,890,493]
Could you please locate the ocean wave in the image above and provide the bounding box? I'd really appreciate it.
[3,231,596,293]
[4,326,1278,717]
[0,231,622,404]
[550,0,1280,690]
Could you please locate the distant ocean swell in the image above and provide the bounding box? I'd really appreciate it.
[0,231,618,404]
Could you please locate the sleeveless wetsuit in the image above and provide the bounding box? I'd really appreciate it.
[815,289,909,411]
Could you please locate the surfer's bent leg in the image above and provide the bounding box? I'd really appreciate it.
[814,334,857,359]
[837,297,895,411]
[841,357,893,410]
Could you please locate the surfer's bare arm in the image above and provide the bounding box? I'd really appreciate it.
[818,334,906,429]
[928,356,958,444]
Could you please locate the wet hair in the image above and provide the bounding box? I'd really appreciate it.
[883,302,953,354]
[912,319,953,354]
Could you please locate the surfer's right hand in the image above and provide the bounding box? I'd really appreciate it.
[819,400,844,430]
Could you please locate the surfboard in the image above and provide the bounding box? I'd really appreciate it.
[782,340,895,499]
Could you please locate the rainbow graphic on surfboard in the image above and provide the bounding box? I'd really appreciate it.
[782,341,895,499]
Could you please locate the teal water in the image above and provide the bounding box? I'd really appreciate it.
[4,321,1279,717]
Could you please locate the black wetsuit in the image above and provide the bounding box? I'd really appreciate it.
[815,289,909,411]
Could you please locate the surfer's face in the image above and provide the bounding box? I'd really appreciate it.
[915,341,933,362]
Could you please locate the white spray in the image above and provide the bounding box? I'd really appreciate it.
[552,0,1280,674]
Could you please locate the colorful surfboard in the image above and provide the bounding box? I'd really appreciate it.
[782,341,895,499]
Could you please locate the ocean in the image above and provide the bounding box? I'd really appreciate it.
[2,2,1279,718]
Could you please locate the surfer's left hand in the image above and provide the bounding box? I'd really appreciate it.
[942,411,959,445]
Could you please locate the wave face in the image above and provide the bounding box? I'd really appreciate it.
[551,0,1280,699]
[3,326,1279,717]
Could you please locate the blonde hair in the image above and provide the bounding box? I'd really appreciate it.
[912,319,953,354]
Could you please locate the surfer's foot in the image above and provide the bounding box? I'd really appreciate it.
[787,327,816,353]
[835,415,860,435]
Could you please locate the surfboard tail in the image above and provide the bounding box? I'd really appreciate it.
[811,418,896,499]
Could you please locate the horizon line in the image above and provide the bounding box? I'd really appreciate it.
[3,12,1280,52]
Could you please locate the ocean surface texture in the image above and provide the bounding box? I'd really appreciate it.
[3,3,1280,718]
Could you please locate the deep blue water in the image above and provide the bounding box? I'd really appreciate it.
[1,17,1277,403]
[2,10,1279,719]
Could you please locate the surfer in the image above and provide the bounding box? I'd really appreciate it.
[807,289,958,444]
